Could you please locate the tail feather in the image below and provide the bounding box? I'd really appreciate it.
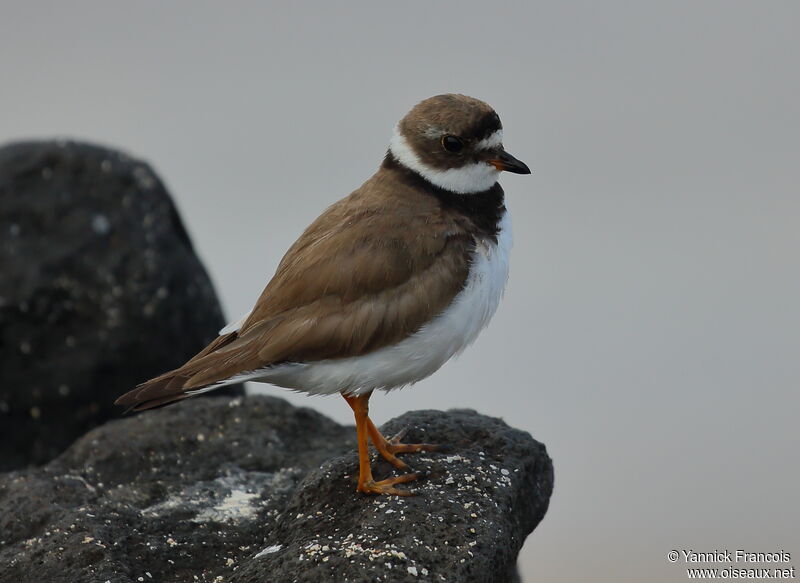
[114,331,244,412]
[130,392,190,412]
[115,372,195,411]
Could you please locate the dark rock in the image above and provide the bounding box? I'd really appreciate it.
[233,407,552,583]
[0,395,552,583]
[0,140,243,471]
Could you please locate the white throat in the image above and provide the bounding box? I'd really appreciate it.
[388,125,501,194]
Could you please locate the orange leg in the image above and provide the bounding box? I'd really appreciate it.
[342,391,431,495]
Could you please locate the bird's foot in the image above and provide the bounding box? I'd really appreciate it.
[371,426,440,470]
[357,472,421,496]
[385,427,440,454]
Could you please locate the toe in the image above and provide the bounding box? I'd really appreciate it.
[387,442,439,454]
[358,473,422,496]
[388,427,409,444]
[378,472,421,485]
[385,456,412,472]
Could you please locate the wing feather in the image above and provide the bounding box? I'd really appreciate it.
[115,177,473,409]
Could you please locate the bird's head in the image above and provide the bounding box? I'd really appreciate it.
[388,94,530,194]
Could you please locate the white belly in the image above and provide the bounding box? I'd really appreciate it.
[245,211,513,396]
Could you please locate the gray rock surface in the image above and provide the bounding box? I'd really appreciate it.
[0,140,243,471]
[0,395,553,583]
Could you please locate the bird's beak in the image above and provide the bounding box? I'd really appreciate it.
[488,149,531,174]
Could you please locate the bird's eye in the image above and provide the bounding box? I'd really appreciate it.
[441,135,464,153]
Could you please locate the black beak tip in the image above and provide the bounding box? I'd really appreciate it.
[515,162,532,175]
[496,151,532,175]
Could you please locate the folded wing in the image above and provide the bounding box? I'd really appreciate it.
[115,189,473,410]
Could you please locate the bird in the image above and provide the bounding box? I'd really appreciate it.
[115,94,531,495]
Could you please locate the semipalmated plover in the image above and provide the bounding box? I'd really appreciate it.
[116,94,531,495]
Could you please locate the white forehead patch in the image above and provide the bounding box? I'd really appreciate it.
[422,125,444,139]
[388,125,500,195]
[476,129,504,150]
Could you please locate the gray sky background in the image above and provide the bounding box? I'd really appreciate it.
[2,1,798,580]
